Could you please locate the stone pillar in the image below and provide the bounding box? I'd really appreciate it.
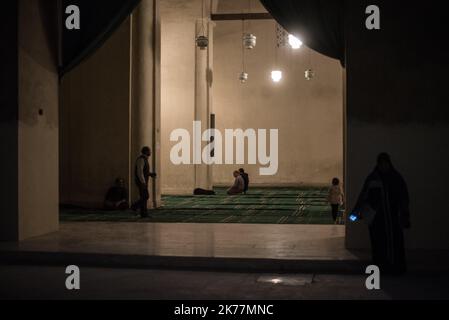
[0,0,59,241]
[194,19,215,190]
[130,0,161,208]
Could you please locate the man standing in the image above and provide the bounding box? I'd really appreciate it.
[132,146,156,218]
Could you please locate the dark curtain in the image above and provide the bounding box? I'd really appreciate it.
[260,0,345,66]
[61,0,141,76]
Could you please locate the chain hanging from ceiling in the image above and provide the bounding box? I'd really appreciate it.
[275,24,289,48]
[196,0,209,50]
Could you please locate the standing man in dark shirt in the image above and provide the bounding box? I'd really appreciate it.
[132,146,156,218]
[239,168,249,195]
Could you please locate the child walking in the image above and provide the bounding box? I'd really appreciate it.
[327,178,344,223]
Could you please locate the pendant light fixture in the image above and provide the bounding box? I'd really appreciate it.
[305,48,315,80]
[239,72,249,83]
[305,69,315,80]
[239,20,248,83]
[242,0,256,50]
[239,0,256,83]
[271,70,282,83]
[196,0,208,50]
[288,34,303,49]
[243,34,257,50]
[271,23,285,83]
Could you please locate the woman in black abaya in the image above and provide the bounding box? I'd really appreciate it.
[353,153,411,275]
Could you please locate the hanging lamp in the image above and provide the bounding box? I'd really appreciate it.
[196,0,208,50]
[305,69,315,80]
[242,0,256,49]
[304,48,315,80]
[271,24,284,83]
[239,20,249,83]
[288,34,303,49]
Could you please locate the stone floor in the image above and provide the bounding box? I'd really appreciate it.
[1,265,448,300]
[2,223,447,274]
[0,222,355,260]
[1,222,448,300]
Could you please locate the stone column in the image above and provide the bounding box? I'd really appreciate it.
[130,0,161,208]
[194,19,215,190]
[0,0,59,241]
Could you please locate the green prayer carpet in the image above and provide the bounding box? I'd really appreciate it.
[60,187,343,225]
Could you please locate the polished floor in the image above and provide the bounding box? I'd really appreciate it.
[1,222,354,260]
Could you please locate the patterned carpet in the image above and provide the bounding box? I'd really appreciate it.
[60,187,343,225]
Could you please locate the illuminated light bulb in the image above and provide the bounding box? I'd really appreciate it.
[288,35,303,49]
[271,70,282,83]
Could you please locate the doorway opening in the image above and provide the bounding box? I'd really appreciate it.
[159,0,345,227]
[58,0,345,234]
[57,0,349,261]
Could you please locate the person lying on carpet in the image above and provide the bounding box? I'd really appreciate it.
[227,171,245,195]
[104,178,129,210]
[193,188,216,195]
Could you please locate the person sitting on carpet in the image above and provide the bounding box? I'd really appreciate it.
[227,171,244,195]
[104,178,128,210]
[239,168,249,194]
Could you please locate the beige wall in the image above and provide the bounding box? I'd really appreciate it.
[160,1,343,193]
[212,20,343,186]
[60,1,160,208]
[18,0,59,239]
[60,19,132,207]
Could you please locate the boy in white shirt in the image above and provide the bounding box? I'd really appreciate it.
[327,178,344,223]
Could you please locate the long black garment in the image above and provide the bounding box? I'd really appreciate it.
[354,168,410,274]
